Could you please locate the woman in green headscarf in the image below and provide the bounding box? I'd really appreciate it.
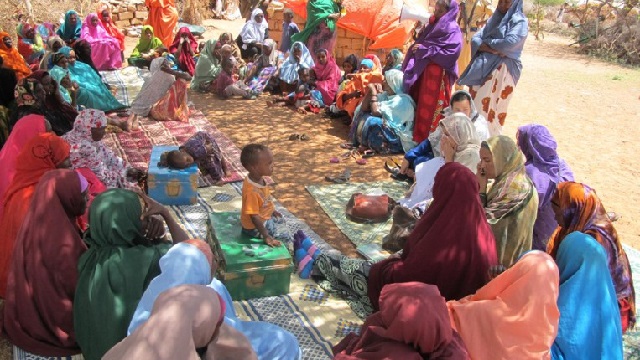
[190,38,223,92]
[73,189,189,360]
[128,25,164,68]
[291,0,342,63]
[477,135,538,268]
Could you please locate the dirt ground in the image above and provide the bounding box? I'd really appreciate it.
[1,17,639,360]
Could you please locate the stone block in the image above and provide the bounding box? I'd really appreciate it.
[115,19,131,28]
[135,11,148,18]
[127,5,137,12]
[119,11,134,20]
[131,18,143,25]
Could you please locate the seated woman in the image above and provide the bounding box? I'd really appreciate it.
[159,131,231,184]
[16,23,45,70]
[277,42,314,93]
[0,132,70,298]
[382,48,404,73]
[169,27,198,76]
[104,285,257,360]
[334,58,383,119]
[39,36,64,70]
[349,69,416,155]
[191,39,226,92]
[238,8,269,59]
[0,115,50,216]
[80,13,123,71]
[547,182,635,333]
[219,32,248,78]
[8,77,46,133]
[334,282,469,359]
[316,162,497,317]
[58,47,127,112]
[517,124,574,251]
[551,230,625,358]
[396,90,489,179]
[48,54,77,106]
[399,113,480,210]
[245,39,278,94]
[56,10,82,46]
[478,135,538,267]
[0,31,32,80]
[126,240,302,359]
[311,48,341,107]
[128,52,191,127]
[447,251,560,360]
[28,70,78,136]
[74,190,189,360]
[97,5,125,53]
[128,25,164,69]
[2,169,87,356]
[63,109,140,188]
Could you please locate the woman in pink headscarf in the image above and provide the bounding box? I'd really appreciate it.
[169,27,198,76]
[311,48,341,106]
[80,13,123,70]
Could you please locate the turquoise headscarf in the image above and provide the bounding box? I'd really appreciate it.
[551,232,623,359]
[48,65,72,104]
[377,69,416,152]
[74,189,171,360]
[56,10,82,41]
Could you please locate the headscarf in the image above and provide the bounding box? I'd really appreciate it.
[279,41,315,84]
[13,76,39,107]
[384,49,404,71]
[0,115,47,214]
[128,241,213,335]
[447,251,560,360]
[72,39,100,75]
[2,169,86,356]
[40,36,64,70]
[291,0,340,44]
[49,65,73,104]
[28,69,78,136]
[240,8,268,44]
[364,54,383,73]
[368,162,498,310]
[103,285,257,360]
[97,4,125,50]
[443,89,490,140]
[16,22,45,65]
[131,25,164,58]
[552,232,624,358]
[0,31,32,80]
[57,10,82,41]
[169,27,197,76]
[360,59,374,69]
[401,1,462,92]
[547,182,636,330]
[484,135,535,223]
[80,13,111,42]
[191,39,222,90]
[376,69,416,152]
[335,282,470,359]
[0,132,70,298]
[312,49,342,105]
[439,112,481,171]
[458,0,528,86]
[517,124,574,250]
[74,189,172,360]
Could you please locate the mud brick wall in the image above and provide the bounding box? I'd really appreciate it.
[104,0,148,29]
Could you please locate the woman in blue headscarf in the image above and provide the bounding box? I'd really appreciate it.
[57,10,82,45]
[458,0,528,137]
[551,232,624,359]
[349,69,416,155]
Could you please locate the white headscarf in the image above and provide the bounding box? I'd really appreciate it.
[240,8,268,44]
[443,89,490,141]
[439,112,481,172]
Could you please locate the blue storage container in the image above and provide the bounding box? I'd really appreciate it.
[147,146,198,205]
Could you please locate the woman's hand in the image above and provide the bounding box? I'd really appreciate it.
[476,162,488,191]
[139,191,169,219]
[412,43,421,52]
[440,134,457,163]
[142,214,166,240]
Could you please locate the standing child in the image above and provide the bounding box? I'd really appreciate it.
[280,9,300,53]
[240,144,282,247]
[267,67,312,114]
[211,57,257,99]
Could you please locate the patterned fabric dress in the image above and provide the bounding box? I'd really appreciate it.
[181,131,229,182]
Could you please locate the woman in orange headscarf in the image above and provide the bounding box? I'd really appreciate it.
[145,0,179,47]
[0,31,32,80]
[97,3,126,51]
[0,132,71,298]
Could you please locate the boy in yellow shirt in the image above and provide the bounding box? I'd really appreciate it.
[240,144,282,247]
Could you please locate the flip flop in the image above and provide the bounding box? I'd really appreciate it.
[361,150,376,158]
[300,134,310,141]
[289,134,301,141]
[325,169,352,183]
[340,143,355,149]
[329,157,340,163]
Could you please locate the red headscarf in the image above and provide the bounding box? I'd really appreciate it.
[169,27,197,76]
[2,169,87,356]
[335,282,470,359]
[0,132,70,297]
[97,5,125,50]
[368,162,498,310]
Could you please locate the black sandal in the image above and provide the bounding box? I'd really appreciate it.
[325,169,352,184]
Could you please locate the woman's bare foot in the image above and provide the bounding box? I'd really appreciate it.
[126,114,140,131]
[266,100,275,107]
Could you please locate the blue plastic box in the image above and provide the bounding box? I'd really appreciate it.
[147,146,198,205]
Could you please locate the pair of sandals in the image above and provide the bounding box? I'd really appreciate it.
[289,133,310,141]
[325,169,351,184]
[384,157,412,183]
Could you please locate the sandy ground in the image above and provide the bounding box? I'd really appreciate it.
[1,17,640,359]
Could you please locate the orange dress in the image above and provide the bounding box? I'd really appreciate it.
[335,72,383,118]
[0,31,32,80]
[145,0,179,47]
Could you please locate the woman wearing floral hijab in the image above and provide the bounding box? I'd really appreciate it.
[63,109,138,188]
[80,13,123,70]
[477,135,538,267]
